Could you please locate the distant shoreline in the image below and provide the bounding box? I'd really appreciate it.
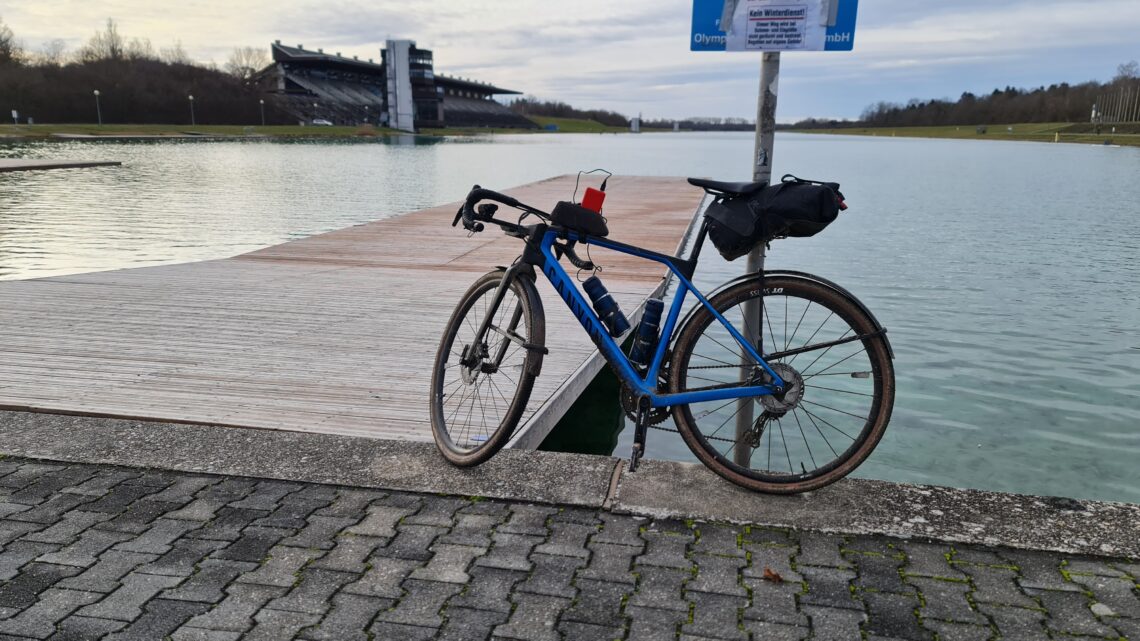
[791,122,1140,148]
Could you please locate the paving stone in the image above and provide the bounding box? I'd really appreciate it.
[370,621,437,641]
[0,463,67,491]
[801,605,866,641]
[136,538,230,578]
[182,582,288,632]
[265,568,356,616]
[371,491,423,510]
[6,494,93,526]
[956,564,1037,608]
[162,559,258,603]
[498,504,556,537]
[851,552,913,595]
[282,515,360,550]
[626,605,687,641]
[298,593,393,641]
[103,598,212,641]
[9,469,96,504]
[1110,617,1140,640]
[592,512,645,548]
[645,518,695,538]
[114,518,202,555]
[311,489,385,519]
[638,531,693,570]
[227,481,302,511]
[1032,589,1118,637]
[184,508,267,542]
[920,620,992,641]
[843,535,899,557]
[145,476,220,504]
[210,526,291,563]
[0,502,31,519]
[376,523,447,562]
[516,553,585,599]
[163,498,229,523]
[438,512,500,548]
[694,522,746,558]
[799,566,860,610]
[0,562,83,610]
[1068,573,1140,617]
[533,521,593,559]
[169,628,242,641]
[1000,549,1081,592]
[951,545,1013,567]
[0,541,59,581]
[562,578,629,628]
[896,541,963,579]
[906,576,984,624]
[236,544,324,588]
[688,553,747,597]
[49,615,128,641]
[373,578,461,627]
[59,470,138,497]
[742,619,809,641]
[0,588,102,639]
[342,504,413,539]
[77,571,184,621]
[457,499,510,518]
[22,511,112,545]
[492,592,570,641]
[35,528,133,568]
[402,495,467,527]
[862,591,931,640]
[576,541,638,585]
[438,607,508,641]
[342,556,421,599]
[119,471,176,488]
[80,482,164,514]
[975,604,1047,641]
[450,566,526,613]
[308,534,384,573]
[743,526,794,546]
[197,479,257,503]
[796,533,851,569]
[628,566,690,612]
[57,550,159,593]
[96,500,186,534]
[243,608,320,641]
[476,531,543,572]
[253,498,331,530]
[409,542,485,584]
[744,544,802,583]
[1065,558,1129,577]
[558,620,623,641]
[683,591,748,640]
[743,577,807,626]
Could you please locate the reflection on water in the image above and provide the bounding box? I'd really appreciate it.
[1,133,1138,502]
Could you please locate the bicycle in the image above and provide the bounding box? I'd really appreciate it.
[430,177,895,494]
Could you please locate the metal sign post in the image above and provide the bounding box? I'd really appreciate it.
[691,0,857,467]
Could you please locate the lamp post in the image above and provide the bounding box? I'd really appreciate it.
[259,99,265,126]
[188,94,195,126]
[93,90,102,126]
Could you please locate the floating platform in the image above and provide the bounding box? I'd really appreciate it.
[0,175,705,448]
[0,159,122,172]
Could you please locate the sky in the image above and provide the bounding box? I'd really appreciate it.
[3,0,1139,122]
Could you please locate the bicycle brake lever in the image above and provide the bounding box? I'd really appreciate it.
[452,206,464,227]
[563,241,595,271]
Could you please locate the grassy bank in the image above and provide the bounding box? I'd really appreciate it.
[794,122,1140,147]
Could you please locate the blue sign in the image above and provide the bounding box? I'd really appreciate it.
[691,0,857,52]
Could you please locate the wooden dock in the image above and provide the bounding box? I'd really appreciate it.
[0,175,705,447]
[0,159,122,172]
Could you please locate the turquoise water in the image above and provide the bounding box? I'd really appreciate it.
[1,133,1138,502]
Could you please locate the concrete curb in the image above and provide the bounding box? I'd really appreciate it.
[2,411,1137,559]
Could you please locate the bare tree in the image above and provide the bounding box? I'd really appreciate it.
[126,37,154,61]
[0,16,22,65]
[78,18,125,62]
[225,46,269,80]
[1115,60,1139,81]
[36,39,67,66]
[160,40,191,65]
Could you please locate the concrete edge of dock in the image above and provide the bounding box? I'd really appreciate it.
[0,159,122,172]
[2,410,1136,559]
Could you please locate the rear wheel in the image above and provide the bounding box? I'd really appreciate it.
[430,270,545,466]
[669,275,894,493]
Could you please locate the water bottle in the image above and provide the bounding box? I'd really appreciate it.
[629,298,665,370]
[583,276,630,337]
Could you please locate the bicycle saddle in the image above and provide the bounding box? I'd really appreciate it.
[688,177,768,196]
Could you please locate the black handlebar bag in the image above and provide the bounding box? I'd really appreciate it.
[705,176,843,261]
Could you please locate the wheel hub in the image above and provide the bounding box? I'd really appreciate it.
[760,363,804,416]
[459,343,488,385]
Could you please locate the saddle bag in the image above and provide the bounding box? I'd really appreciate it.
[704,175,845,261]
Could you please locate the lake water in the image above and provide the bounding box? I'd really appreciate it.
[1,133,1138,503]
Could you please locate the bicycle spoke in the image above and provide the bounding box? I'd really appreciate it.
[799,328,853,374]
[799,407,839,457]
[777,418,793,473]
[787,311,834,366]
[799,405,857,440]
[804,383,874,398]
[800,398,869,423]
[801,349,864,378]
[792,410,817,469]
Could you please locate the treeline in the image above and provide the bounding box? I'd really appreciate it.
[0,18,284,125]
[797,62,1140,129]
[509,97,630,127]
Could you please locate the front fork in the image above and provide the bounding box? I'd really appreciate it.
[464,264,532,376]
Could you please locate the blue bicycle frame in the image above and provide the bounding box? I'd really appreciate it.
[536,228,786,409]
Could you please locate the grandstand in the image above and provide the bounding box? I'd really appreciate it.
[260,41,536,131]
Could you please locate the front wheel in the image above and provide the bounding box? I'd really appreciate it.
[430,269,545,466]
[669,275,894,494]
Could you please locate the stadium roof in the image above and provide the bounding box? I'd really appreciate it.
[436,74,522,96]
[271,42,384,72]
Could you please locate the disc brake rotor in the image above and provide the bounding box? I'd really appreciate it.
[759,363,805,415]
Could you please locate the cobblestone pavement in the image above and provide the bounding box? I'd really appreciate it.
[0,457,1137,641]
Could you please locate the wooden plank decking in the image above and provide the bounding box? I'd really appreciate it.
[0,175,705,446]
